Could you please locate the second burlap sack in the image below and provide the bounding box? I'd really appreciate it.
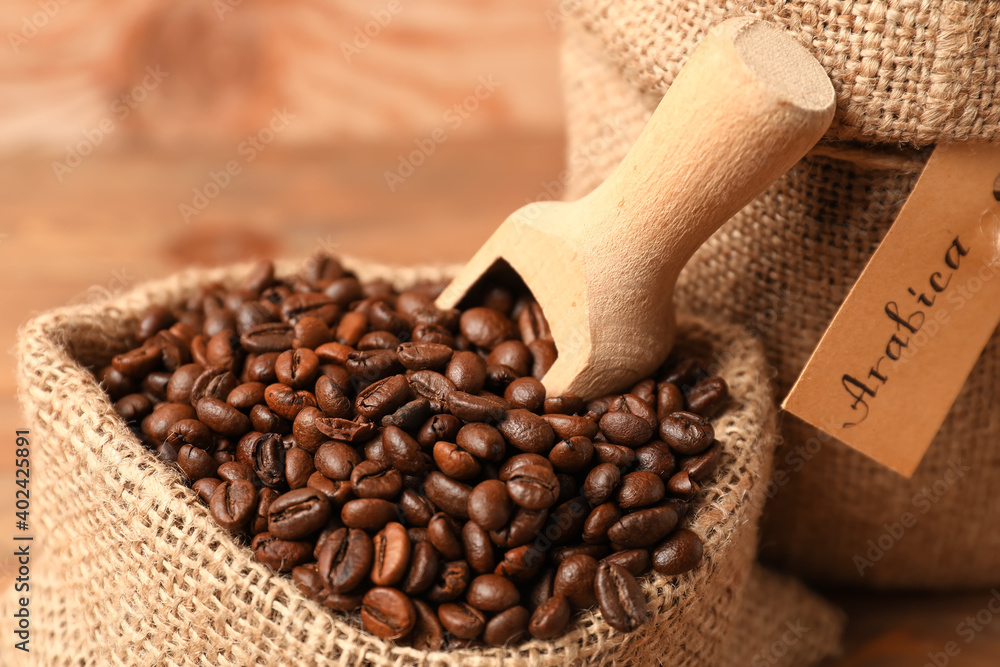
[5,257,842,666]
[561,2,1000,588]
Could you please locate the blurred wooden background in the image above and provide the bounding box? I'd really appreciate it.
[1,2,999,664]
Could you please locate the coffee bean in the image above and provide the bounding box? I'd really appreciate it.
[396,342,453,371]
[317,527,373,593]
[600,404,654,448]
[680,442,722,481]
[594,562,647,632]
[601,549,650,577]
[358,330,400,352]
[268,487,331,540]
[411,323,456,347]
[313,375,352,419]
[583,502,621,544]
[113,342,163,378]
[487,340,531,377]
[652,529,704,575]
[245,352,280,384]
[455,423,506,462]
[553,544,609,564]
[307,473,353,507]
[205,330,243,372]
[459,307,513,349]
[467,480,512,531]
[346,349,403,385]
[251,532,313,572]
[314,441,360,480]
[635,440,677,481]
[495,544,544,583]
[341,498,398,532]
[667,470,700,500]
[225,381,265,412]
[381,398,430,432]
[315,417,376,444]
[351,460,403,500]
[685,376,728,418]
[541,414,599,441]
[417,413,461,447]
[142,403,197,441]
[264,383,317,421]
[403,539,440,595]
[282,292,340,326]
[463,573,519,612]
[490,507,547,550]
[371,522,410,586]
[656,381,685,421]
[398,489,435,527]
[528,594,570,639]
[616,471,665,509]
[594,443,636,469]
[528,339,557,379]
[498,409,556,454]
[446,391,506,423]
[273,348,320,389]
[164,418,212,450]
[241,322,294,354]
[356,375,412,421]
[438,602,486,640]
[503,377,545,412]
[505,464,559,510]
[382,426,427,475]
[251,487,279,535]
[427,560,471,603]
[191,367,240,404]
[193,477,222,503]
[218,461,256,484]
[427,512,464,560]
[209,479,258,530]
[582,463,621,506]
[423,472,471,519]
[433,441,481,480]
[409,370,457,402]
[461,520,495,574]
[548,436,594,473]
[607,505,678,548]
[553,554,599,609]
[445,351,487,394]
[659,411,714,455]
[361,587,416,640]
[499,453,552,480]
[177,444,219,480]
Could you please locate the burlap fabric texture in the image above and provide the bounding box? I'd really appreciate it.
[8,257,842,666]
[562,3,1000,588]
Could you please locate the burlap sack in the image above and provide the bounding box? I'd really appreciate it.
[6,257,842,666]
[561,3,1000,588]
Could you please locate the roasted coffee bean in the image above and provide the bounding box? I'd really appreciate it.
[516,300,551,344]
[381,398,430,432]
[411,323,455,347]
[659,411,714,455]
[543,394,585,415]
[455,423,506,462]
[341,498,398,532]
[226,381,265,412]
[594,562,647,632]
[583,502,621,544]
[484,364,519,392]
[307,473,354,507]
[635,441,677,481]
[241,432,286,488]
[495,544,544,583]
[351,460,403,500]
[251,487,279,535]
[217,461,256,484]
[685,376,728,418]
[459,307,513,349]
[137,305,176,342]
[483,605,529,646]
[498,409,556,454]
[467,480,512,531]
[358,330,400,351]
[601,549,651,577]
[487,340,531,377]
[402,539,440,596]
[409,370,457,402]
[191,367,240,404]
[318,527,373,592]
[652,529,704,575]
[264,383,317,421]
[422,559,470,605]
[548,436,594,473]
[445,351,487,394]
[241,322,294,354]
[528,594,570,639]
[142,403,197,441]
[438,602,486,640]
[314,375,352,419]
[555,473,579,505]
[274,348,320,389]
[205,330,243,372]
[315,341,352,365]
[291,316,331,350]
[282,292,340,326]
[235,301,275,336]
[336,311,368,346]
[607,505,678,548]
[423,472,472,519]
[323,275,363,306]
[177,444,219,480]
[315,417,376,444]
[656,381,685,421]
[505,464,559,510]
[544,496,589,546]
[552,543,609,564]
[156,441,179,463]
[446,391,506,423]
[660,357,701,387]
[113,342,163,378]
[582,463,621,506]
[398,489,435,527]
[245,352,280,384]
[503,377,545,412]
[284,447,316,489]
[529,568,555,609]
[268,487,331,540]
[209,479,258,530]
[541,414,599,441]
[382,426,427,474]
[346,349,403,385]
[164,418,212,450]
[594,443,636,469]
[616,471,665,509]
[312,442,359,481]
[404,599,443,650]
[427,512,463,560]
[600,400,654,447]
[165,364,203,404]
[433,441,481,480]
[680,441,722,481]
[356,375,411,421]
[396,342,453,371]
[417,413,461,447]
[667,470,700,499]
[466,573,519,612]
[98,365,136,400]
[361,587,416,640]
[251,532,313,572]
[371,522,411,586]
[288,407,325,453]
[115,392,154,423]
[239,260,275,295]
[193,477,222,503]
[368,301,407,334]
[461,520,495,574]
[528,339,557,379]
[498,453,552,480]
[553,554,598,609]
[490,507,547,550]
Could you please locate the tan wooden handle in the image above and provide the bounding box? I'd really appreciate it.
[580,17,835,270]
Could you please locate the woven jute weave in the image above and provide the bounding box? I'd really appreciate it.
[6,257,842,665]
[562,6,1000,588]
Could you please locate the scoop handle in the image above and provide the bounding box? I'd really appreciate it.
[579,17,835,270]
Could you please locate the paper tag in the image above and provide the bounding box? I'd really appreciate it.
[783,142,1000,477]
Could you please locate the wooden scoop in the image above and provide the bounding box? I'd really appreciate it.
[436,17,835,399]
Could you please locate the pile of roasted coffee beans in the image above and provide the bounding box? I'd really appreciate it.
[99,255,729,648]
